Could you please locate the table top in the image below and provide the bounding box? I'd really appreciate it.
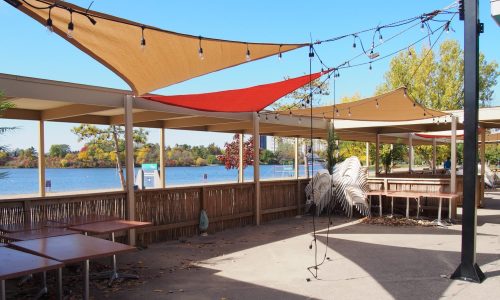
[1,227,79,242]
[69,220,152,234]
[384,191,463,198]
[50,214,120,226]
[0,222,45,233]
[10,234,136,264]
[0,247,63,280]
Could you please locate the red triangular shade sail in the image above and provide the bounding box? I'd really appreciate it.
[142,71,325,112]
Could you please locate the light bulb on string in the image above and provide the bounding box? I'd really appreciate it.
[375,99,379,109]
[437,118,440,125]
[198,36,204,60]
[378,30,383,43]
[265,114,269,121]
[369,62,372,71]
[348,108,352,117]
[278,45,282,60]
[245,44,251,61]
[421,21,425,32]
[352,35,357,48]
[408,48,412,57]
[67,9,74,38]
[335,109,339,117]
[140,26,146,50]
[275,114,279,121]
[46,8,53,33]
[298,117,302,124]
[322,113,326,121]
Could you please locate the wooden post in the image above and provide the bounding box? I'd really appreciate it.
[480,128,486,207]
[253,113,261,225]
[294,137,299,179]
[160,128,166,189]
[451,115,457,193]
[408,133,413,173]
[432,138,437,174]
[294,137,300,215]
[124,95,136,245]
[238,133,244,183]
[38,120,46,197]
[375,134,380,175]
[365,142,370,168]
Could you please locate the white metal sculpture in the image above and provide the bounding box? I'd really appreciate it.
[305,156,371,217]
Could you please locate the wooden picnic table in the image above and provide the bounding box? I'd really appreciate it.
[0,247,63,300]
[69,220,151,286]
[10,234,136,300]
[366,190,462,221]
[0,227,79,242]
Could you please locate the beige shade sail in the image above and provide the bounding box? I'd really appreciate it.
[279,87,447,121]
[15,0,306,96]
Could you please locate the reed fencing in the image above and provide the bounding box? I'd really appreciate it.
[0,179,309,244]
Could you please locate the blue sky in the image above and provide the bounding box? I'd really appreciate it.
[0,0,499,152]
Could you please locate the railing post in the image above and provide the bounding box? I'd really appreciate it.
[238,133,244,183]
[375,134,380,175]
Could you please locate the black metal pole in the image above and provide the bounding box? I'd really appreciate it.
[451,0,485,283]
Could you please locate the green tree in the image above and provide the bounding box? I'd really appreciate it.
[377,40,499,109]
[49,144,71,158]
[72,124,148,188]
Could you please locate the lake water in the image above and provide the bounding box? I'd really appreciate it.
[0,164,325,196]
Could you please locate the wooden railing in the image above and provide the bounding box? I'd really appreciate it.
[0,179,309,244]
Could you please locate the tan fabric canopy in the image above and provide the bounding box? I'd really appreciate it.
[16,0,306,96]
[280,87,447,121]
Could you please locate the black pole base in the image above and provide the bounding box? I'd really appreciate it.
[451,263,486,283]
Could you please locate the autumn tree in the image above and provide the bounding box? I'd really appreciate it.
[217,134,254,170]
[72,124,148,188]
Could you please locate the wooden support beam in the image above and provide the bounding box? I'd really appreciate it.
[110,111,183,125]
[238,134,244,183]
[253,112,261,226]
[451,116,457,193]
[124,95,136,245]
[0,108,41,120]
[409,133,413,173]
[41,104,110,121]
[160,128,166,189]
[38,120,45,197]
[164,116,242,129]
[375,134,380,175]
[480,128,486,207]
[432,138,437,174]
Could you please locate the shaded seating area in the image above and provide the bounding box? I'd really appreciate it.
[0,216,151,300]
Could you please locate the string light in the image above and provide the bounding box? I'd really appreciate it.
[67,9,74,38]
[278,45,282,60]
[375,99,379,109]
[378,29,383,43]
[352,35,357,48]
[265,114,268,121]
[275,114,279,120]
[246,44,251,61]
[298,116,302,124]
[348,108,352,117]
[140,26,146,50]
[322,113,326,121]
[421,21,426,32]
[408,48,412,57]
[437,118,440,125]
[198,36,204,60]
[46,7,53,33]
[369,62,372,71]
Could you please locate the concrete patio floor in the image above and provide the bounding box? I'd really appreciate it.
[83,190,499,300]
